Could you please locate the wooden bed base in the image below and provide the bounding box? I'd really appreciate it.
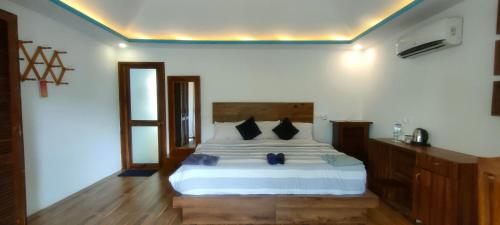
[173,191,379,225]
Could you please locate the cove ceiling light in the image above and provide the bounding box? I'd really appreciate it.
[51,0,423,44]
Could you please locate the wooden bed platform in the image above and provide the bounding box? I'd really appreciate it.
[173,192,379,225]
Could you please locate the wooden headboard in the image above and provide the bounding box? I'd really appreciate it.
[213,102,314,123]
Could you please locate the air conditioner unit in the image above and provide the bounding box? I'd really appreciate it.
[397,17,463,58]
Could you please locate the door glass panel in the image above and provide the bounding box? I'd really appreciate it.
[130,69,158,120]
[131,126,159,164]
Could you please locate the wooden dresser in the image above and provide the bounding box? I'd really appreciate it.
[330,121,372,162]
[367,138,478,225]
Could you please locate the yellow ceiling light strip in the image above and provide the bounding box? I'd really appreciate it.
[59,0,132,37]
[351,0,416,38]
[52,0,423,44]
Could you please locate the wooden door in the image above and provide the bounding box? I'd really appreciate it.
[479,157,500,225]
[428,172,455,225]
[0,9,26,225]
[118,62,166,169]
[413,168,456,225]
[413,168,432,225]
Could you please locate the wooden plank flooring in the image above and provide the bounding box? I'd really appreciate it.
[28,169,413,225]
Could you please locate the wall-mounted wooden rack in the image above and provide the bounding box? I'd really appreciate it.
[18,40,74,86]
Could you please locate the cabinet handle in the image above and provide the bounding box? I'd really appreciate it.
[433,162,440,166]
[486,173,496,224]
[415,173,420,182]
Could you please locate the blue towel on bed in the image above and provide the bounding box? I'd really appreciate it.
[267,153,285,165]
[182,154,219,166]
[321,154,362,167]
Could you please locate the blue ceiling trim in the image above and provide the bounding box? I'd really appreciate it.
[50,0,423,45]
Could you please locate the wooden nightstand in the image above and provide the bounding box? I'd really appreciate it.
[330,121,372,162]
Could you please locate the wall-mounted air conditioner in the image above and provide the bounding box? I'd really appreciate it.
[397,17,463,58]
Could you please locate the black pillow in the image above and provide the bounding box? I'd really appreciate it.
[236,117,262,140]
[273,118,299,140]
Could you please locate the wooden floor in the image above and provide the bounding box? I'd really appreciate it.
[28,169,413,225]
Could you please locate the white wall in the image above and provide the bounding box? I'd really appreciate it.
[0,1,122,215]
[117,45,369,144]
[361,0,500,157]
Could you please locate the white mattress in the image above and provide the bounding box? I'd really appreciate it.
[169,139,366,195]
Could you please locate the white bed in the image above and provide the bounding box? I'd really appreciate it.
[172,102,376,225]
[169,139,366,195]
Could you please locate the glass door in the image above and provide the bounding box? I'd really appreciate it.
[118,62,166,169]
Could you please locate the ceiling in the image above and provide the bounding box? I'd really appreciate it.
[51,0,424,44]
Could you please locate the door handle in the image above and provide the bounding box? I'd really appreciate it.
[17,125,22,137]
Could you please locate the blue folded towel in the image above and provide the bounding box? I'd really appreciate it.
[321,154,362,167]
[182,154,219,166]
[267,153,285,165]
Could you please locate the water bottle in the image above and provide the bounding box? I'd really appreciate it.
[393,123,402,141]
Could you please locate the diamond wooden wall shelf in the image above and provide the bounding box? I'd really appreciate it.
[18,40,74,86]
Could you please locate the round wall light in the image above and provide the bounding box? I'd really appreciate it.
[118,42,128,48]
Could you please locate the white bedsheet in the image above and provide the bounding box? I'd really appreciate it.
[169,139,366,195]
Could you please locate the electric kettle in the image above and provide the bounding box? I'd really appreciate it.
[411,128,429,146]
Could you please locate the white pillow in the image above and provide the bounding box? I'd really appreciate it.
[293,122,313,139]
[213,121,244,141]
[255,121,280,140]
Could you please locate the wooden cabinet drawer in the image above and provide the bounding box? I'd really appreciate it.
[417,154,456,178]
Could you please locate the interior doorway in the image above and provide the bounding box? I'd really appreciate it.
[167,76,201,167]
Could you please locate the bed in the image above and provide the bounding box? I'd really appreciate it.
[171,102,378,225]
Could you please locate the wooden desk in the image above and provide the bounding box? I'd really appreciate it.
[368,138,478,225]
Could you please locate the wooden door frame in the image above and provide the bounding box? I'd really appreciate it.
[0,9,27,225]
[118,62,166,169]
[167,76,201,164]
